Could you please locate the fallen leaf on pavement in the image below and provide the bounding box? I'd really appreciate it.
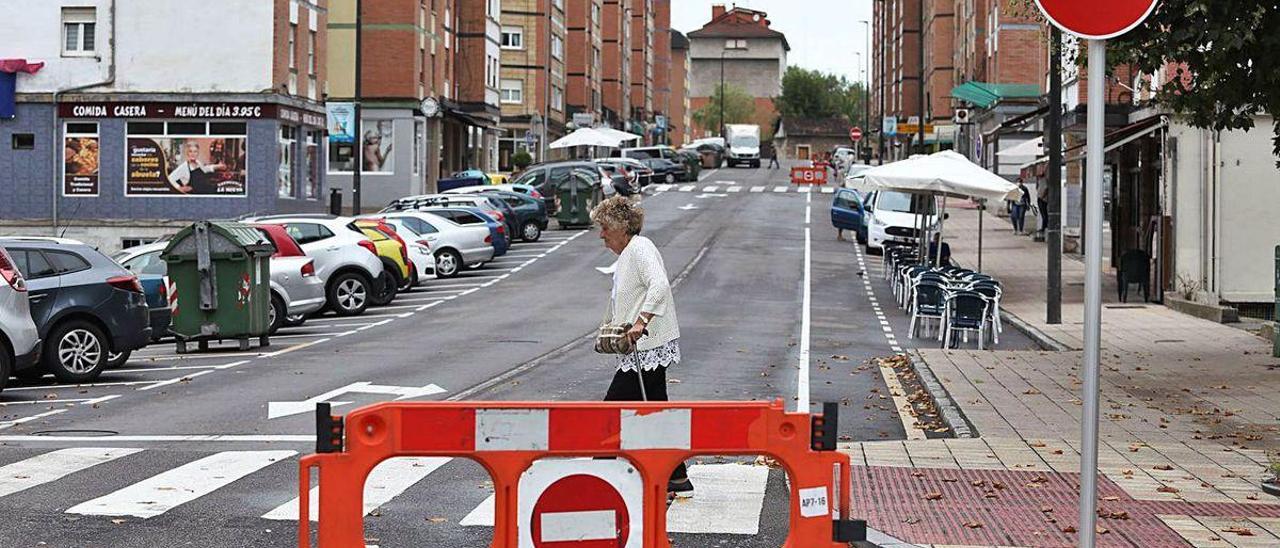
[962,522,983,529]
[922,492,943,501]
[1156,486,1180,494]
[1153,464,1173,471]
[1061,526,1077,533]
[426,517,446,523]
[1222,526,1254,536]
[903,517,920,525]
[1096,526,1109,534]
[1040,506,1054,513]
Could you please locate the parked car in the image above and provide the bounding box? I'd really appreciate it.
[374,211,496,278]
[353,219,411,302]
[510,160,611,212]
[0,238,151,383]
[685,140,727,168]
[437,169,490,192]
[244,215,386,317]
[864,190,938,255]
[0,245,41,390]
[619,145,681,163]
[443,183,554,221]
[249,224,328,331]
[640,157,684,184]
[385,194,519,239]
[675,149,703,181]
[416,207,509,260]
[475,190,548,242]
[830,188,868,245]
[595,157,654,187]
[110,242,172,347]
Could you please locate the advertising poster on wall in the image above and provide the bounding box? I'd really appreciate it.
[63,136,100,196]
[126,137,247,196]
[327,102,355,144]
[362,120,394,172]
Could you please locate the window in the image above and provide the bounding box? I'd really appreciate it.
[305,130,320,199]
[724,39,747,50]
[62,7,96,55]
[122,251,167,276]
[289,24,297,69]
[552,86,563,111]
[11,133,34,150]
[308,31,316,73]
[278,126,297,198]
[551,35,564,59]
[500,79,523,104]
[282,223,333,245]
[11,249,57,279]
[501,26,524,49]
[47,250,92,275]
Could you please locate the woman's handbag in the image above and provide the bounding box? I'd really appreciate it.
[594,322,638,355]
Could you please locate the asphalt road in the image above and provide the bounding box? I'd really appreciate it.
[0,164,1034,547]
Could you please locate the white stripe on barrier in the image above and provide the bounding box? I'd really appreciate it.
[541,510,618,542]
[475,409,549,451]
[620,409,691,450]
[0,447,143,499]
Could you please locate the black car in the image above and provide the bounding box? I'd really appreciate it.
[0,238,151,383]
[641,158,684,184]
[487,190,550,242]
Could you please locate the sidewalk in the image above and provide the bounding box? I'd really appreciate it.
[844,204,1280,547]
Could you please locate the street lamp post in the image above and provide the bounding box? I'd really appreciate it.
[917,0,926,155]
[351,0,363,214]
[876,0,887,165]
[860,19,871,163]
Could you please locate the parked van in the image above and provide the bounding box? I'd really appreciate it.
[864,190,938,255]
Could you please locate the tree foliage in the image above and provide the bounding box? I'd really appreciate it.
[774,67,868,126]
[1010,0,1280,160]
[692,83,756,134]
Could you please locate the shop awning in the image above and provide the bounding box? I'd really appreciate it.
[951,82,1041,109]
[1021,115,1167,168]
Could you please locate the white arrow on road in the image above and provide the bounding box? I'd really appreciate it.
[267,381,447,419]
[695,193,728,199]
[678,204,699,211]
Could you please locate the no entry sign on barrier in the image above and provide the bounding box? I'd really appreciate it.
[519,459,642,548]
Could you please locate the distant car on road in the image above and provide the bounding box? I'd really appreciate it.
[830,188,868,245]
[640,157,684,184]
[244,215,387,317]
[0,245,41,390]
[0,238,151,383]
[249,224,327,331]
[443,185,551,241]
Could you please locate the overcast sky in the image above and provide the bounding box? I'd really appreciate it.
[671,0,875,85]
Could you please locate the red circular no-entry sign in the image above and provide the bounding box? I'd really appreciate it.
[531,474,630,547]
[850,127,863,143]
[1034,0,1158,40]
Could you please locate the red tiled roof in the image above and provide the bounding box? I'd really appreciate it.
[688,8,790,51]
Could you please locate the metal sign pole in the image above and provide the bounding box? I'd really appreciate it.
[1078,38,1107,548]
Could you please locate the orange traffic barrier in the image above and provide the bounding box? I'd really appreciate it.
[790,166,829,185]
[298,400,865,547]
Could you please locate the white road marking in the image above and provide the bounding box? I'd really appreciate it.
[666,464,769,535]
[459,494,495,526]
[799,223,812,413]
[0,398,93,406]
[654,184,672,192]
[773,186,788,193]
[66,451,295,519]
[855,246,926,440]
[268,381,447,419]
[702,186,719,192]
[0,447,144,498]
[0,409,67,430]
[820,187,835,194]
[264,456,451,521]
[727,186,742,192]
[270,332,347,339]
[261,338,330,357]
[797,187,813,193]
[136,370,213,391]
[678,185,695,192]
[750,186,765,193]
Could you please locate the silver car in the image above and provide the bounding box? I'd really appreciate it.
[0,245,41,390]
[376,211,495,278]
[266,255,326,332]
[244,215,386,317]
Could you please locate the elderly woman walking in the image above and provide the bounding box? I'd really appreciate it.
[590,196,694,499]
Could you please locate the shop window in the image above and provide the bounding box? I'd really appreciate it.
[413,121,424,175]
[124,120,248,197]
[210,122,248,135]
[329,141,355,172]
[279,126,297,198]
[66,122,97,134]
[305,130,320,199]
[11,134,35,150]
[167,121,207,135]
[127,122,165,135]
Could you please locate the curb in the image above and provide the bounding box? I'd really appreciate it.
[907,350,976,439]
[999,310,1071,352]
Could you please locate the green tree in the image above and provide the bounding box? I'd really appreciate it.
[775,67,867,126]
[692,83,756,134]
[1010,0,1280,160]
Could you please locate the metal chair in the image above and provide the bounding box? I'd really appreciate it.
[909,282,946,339]
[968,284,1003,345]
[943,291,990,350]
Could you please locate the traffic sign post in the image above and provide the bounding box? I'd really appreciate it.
[1033,2,1158,547]
[849,127,863,143]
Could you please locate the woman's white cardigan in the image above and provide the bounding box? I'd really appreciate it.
[607,235,680,352]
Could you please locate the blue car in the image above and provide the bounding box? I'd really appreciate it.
[831,188,868,245]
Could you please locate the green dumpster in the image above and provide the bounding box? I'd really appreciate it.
[555,170,601,228]
[162,221,275,352]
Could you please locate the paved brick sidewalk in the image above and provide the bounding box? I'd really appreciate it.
[845,205,1280,547]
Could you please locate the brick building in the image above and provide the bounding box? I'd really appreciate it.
[687,5,789,140]
[669,30,691,146]
[565,0,604,128]
[628,0,654,130]
[871,0,921,160]
[651,0,672,145]
[497,0,567,166]
[600,0,633,129]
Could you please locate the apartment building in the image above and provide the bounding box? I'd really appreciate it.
[669,29,691,146]
[628,0,654,131]
[600,0,632,129]
[498,0,567,167]
[651,0,671,144]
[0,0,328,250]
[687,5,789,140]
[565,0,604,128]
[454,0,504,175]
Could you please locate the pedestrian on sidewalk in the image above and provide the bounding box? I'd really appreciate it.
[766,142,780,169]
[590,197,694,499]
[1011,178,1031,234]
[1037,180,1050,234]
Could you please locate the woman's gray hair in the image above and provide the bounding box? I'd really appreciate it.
[591,196,645,236]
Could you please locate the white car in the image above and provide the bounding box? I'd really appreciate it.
[244,215,386,317]
[373,211,495,278]
[0,245,40,390]
[865,190,939,255]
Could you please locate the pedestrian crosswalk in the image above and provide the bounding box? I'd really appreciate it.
[0,447,783,535]
[651,184,835,195]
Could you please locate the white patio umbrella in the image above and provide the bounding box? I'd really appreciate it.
[549,127,621,149]
[593,126,643,144]
[861,151,1023,269]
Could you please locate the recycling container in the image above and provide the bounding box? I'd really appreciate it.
[162,221,275,351]
[555,171,600,228]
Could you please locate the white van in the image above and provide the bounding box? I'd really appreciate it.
[864,190,939,254]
